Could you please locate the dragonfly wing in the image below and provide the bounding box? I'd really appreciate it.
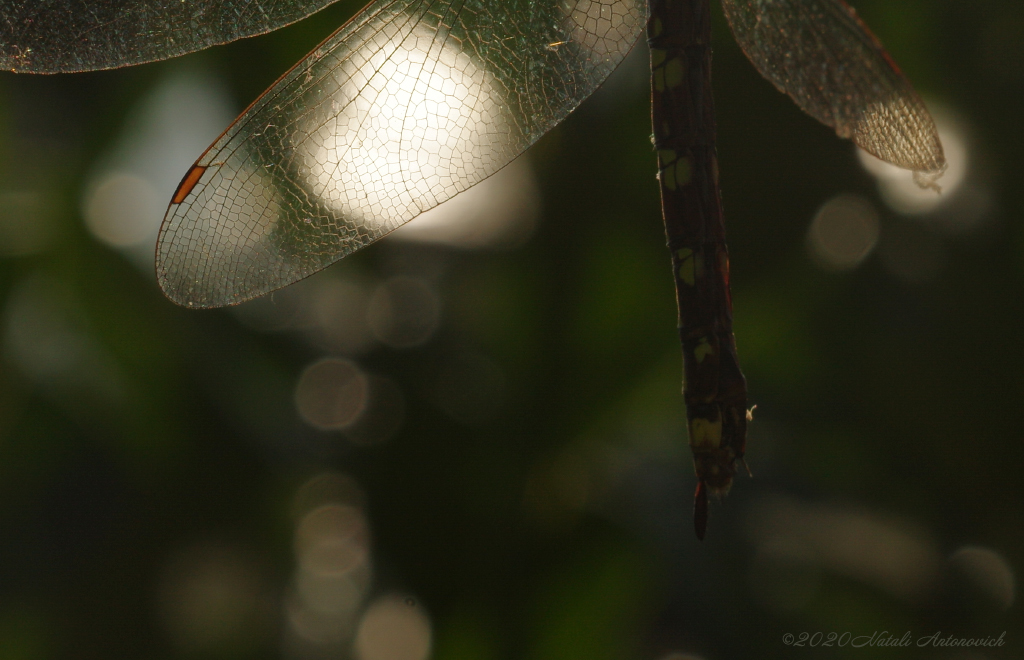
[0,0,339,73]
[156,0,644,308]
[720,0,945,182]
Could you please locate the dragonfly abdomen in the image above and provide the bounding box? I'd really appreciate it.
[648,0,748,540]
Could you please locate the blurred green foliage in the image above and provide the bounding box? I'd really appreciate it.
[0,0,1021,658]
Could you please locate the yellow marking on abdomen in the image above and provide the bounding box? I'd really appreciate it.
[658,149,677,191]
[676,248,695,286]
[664,57,685,88]
[690,417,722,449]
[694,336,714,363]
[675,155,692,187]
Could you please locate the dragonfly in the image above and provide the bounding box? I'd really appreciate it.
[2,0,945,539]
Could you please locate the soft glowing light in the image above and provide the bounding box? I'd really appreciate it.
[302,278,375,354]
[286,478,374,654]
[157,542,271,653]
[367,276,441,348]
[949,546,1016,611]
[300,22,506,229]
[857,105,969,215]
[232,274,378,353]
[354,595,432,660]
[285,594,352,649]
[746,495,941,602]
[294,357,370,430]
[806,194,880,271]
[295,504,370,572]
[81,68,235,264]
[83,172,162,247]
[291,472,366,519]
[566,0,643,58]
[388,157,539,249]
[294,503,372,618]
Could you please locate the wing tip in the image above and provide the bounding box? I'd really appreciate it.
[912,161,948,193]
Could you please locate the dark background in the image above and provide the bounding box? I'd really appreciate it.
[0,0,1020,658]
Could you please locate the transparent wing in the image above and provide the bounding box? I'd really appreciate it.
[721,0,945,183]
[0,0,339,73]
[156,0,644,307]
